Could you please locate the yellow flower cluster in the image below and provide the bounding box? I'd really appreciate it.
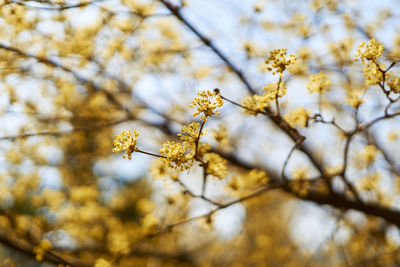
[160,141,193,171]
[329,37,354,62]
[108,232,130,255]
[141,213,159,234]
[355,39,385,86]
[242,82,287,114]
[247,169,269,186]
[358,145,378,167]
[190,89,223,121]
[95,258,111,267]
[311,0,338,11]
[263,81,287,98]
[291,167,310,197]
[387,73,400,93]
[226,169,269,195]
[178,122,207,145]
[204,152,227,179]
[283,106,310,128]
[112,129,139,160]
[291,179,310,197]
[265,48,297,75]
[70,186,99,204]
[346,89,364,108]
[34,239,52,262]
[242,94,269,114]
[288,60,309,76]
[151,158,179,181]
[292,166,309,180]
[122,0,154,17]
[363,61,383,86]
[358,172,380,191]
[387,131,399,142]
[213,125,229,147]
[355,39,384,63]
[306,72,331,94]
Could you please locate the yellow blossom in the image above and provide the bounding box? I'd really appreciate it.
[141,213,159,234]
[70,186,98,204]
[34,239,52,262]
[212,125,229,147]
[226,176,244,193]
[160,141,193,171]
[311,0,337,11]
[363,61,383,86]
[388,131,399,142]
[263,81,287,99]
[292,166,309,180]
[297,47,312,61]
[265,48,297,75]
[283,106,310,128]
[346,89,364,108]
[242,82,287,115]
[151,158,175,180]
[291,167,310,197]
[358,145,378,167]
[342,13,355,29]
[242,94,269,115]
[387,73,400,93]
[198,215,214,231]
[113,129,139,160]
[324,164,343,176]
[241,95,257,115]
[243,40,261,58]
[306,72,331,94]
[137,198,155,214]
[95,258,111,267]
[190,89,223,121]
[193,66,212,79]
[247,169,269,186]
[108,232,130,255]
[390,35,400,59]
[329,37,354,62]
[288,60,309,75]
[204,152,227,179]
[178,122,207,145]
[358,172,380,191]
[355,39,384,63]
[236,169,269,190]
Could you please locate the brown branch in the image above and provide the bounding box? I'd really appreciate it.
[364,131,400,176]
[133,182,283,247]
[281,138,304,182]
[0,231,91,267]
[8,0,103,10]
[340,134,361,202]
[293,189,400,228]
[216,148,400,228]
[358,111,400,131]
[0,118,132,140]
[0,43,182,140]
[0,43,136,122]
[136,149,167,159]
[220,93,333,192]
[311,114,348,133]
[158,0,256,95]
[157,1,336,195]
[194,120,206,158]
[176,179,221,207]
[200,164,208,197]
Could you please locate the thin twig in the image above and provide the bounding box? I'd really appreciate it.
[158,0,256,94]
